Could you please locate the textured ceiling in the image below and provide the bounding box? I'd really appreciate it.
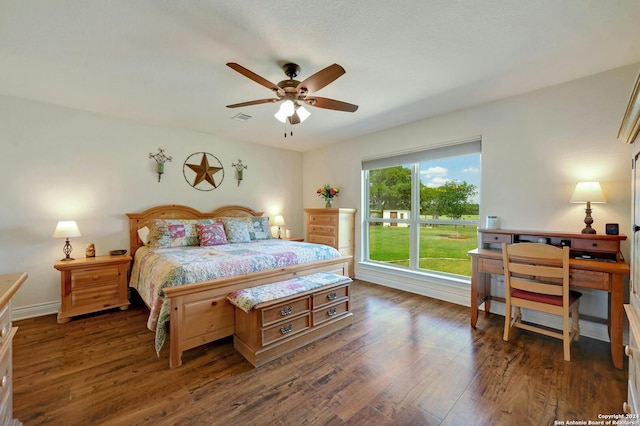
[1,1,640,152]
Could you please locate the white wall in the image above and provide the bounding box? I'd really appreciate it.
[0,95,303,318]
[302,63,639,338]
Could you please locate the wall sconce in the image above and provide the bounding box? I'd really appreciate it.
[570,181,607,234]
[232,159,248,187]
[149,148,172,182]
[53,220,82,261]
[273,215,285,239]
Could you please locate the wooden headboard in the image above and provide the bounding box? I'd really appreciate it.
[125,204,264,257]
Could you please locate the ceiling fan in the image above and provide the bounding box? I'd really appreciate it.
[226,62,358,125]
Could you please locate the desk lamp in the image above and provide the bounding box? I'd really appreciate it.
[53,220,82,260]
[273,215,285,239]
[570,182,606,234]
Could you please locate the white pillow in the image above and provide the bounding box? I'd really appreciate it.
[137,226,151,245]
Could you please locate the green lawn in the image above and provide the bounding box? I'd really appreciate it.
[368,224,479,276]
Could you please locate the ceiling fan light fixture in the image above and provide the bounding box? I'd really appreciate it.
[274,108,288,123]
[281,100,295,116]
[296,105,311,122]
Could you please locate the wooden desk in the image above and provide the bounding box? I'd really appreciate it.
[469,229,629,369]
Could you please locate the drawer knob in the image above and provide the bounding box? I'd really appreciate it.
[592,243,598,247]
[92,275,100,280]
[626,345,634,357]
[327,308,338,317]
[493,236,499,240]
[327,292,338,301]
[279,306,294,316]
[280,324,294,335]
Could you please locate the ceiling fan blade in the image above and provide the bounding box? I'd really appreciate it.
[304,97,358,112]
[226,98,280,108]
[226,63,283,94]
[296,64,345,94]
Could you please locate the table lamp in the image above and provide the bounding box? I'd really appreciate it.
[570,182,606,234]
[53,220,82,260]
[273,215,285,239]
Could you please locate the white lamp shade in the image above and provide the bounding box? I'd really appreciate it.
[273,215,285,226]
[53,221,82,238]
[570,182,606,203]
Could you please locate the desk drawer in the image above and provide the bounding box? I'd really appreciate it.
[571,268,610,290]
[572,239,619,254]
[482,233,512,245]
[479,257,504,274]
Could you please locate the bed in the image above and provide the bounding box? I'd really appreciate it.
[126,204,351,368]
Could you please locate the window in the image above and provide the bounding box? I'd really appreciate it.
[362,139,481,277]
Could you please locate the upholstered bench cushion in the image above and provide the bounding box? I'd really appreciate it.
[227,272,352,313]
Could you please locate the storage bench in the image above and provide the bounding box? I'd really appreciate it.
[227,272,353,367]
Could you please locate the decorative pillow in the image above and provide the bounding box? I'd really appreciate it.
[220,218,252,243]
[218,216,273,240]
[248,217,273,240]
[137,226,151,245]
[146,219,214,248]
[196,223,228,246]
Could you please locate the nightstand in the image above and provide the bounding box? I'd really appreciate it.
[54,255,132,324]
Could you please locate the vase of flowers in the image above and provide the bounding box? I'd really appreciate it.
[317,184,339,208]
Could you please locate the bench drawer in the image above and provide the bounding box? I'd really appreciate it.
[261,297,310,327]
[262,314,310,346]
[313,300,349,326]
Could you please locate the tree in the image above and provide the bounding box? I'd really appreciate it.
[369,166,412,211]
[436,180,477,219]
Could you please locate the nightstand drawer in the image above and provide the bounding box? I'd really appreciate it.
[71,283,120,307]
[71,266,120,288]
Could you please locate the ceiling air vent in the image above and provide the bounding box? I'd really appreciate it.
[232,113,252,121]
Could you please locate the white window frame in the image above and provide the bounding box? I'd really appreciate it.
[361,138,481,278]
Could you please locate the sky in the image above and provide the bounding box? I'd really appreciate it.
[419,153,481,202]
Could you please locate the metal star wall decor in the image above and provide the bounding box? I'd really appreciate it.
[182,152,224,191]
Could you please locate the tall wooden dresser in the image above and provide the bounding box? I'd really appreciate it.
[620,71,640,415]
[0,273,26,426]
[304,208,357,277]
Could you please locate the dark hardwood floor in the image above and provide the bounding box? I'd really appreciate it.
[12,280,627,425]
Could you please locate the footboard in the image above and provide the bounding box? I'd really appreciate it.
[163,256,351,368]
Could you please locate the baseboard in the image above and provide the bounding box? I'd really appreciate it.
[12,301,59,321]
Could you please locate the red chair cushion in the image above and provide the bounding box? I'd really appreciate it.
[511,289,582,306]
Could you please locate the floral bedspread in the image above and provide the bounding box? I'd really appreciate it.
[227,272,352,313]
[128,240,341,354]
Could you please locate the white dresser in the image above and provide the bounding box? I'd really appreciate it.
[0,273,26,426]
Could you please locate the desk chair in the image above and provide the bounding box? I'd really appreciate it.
[502,243,582,361]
